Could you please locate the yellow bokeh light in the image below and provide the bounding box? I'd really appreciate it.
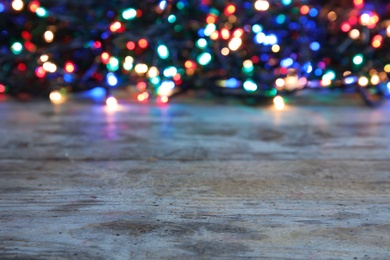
[370,75,380,85]
[40,54,49,63]
[106,96,118,108]
[221,28,230,40]
[384,64,390,73]
[228,37,242,51]
[12,0,24,11]
[210,31,219,40]
[327,11,337,22]
[273,96,285,111]
[243,60,253,68]
[275,78,285,88]
[228,15,237,24]
[42,61,57,73]
[254,0,270,11]
[271,44,280,53]
[49,91,64,104]
[44,30,54,43]
[358,76,369,87]
[349,29,360,40]
[360,13,370,26]
[221,47,230,56]
[148,66,159,78]
[134,63,148,74]
[321,79,332,87]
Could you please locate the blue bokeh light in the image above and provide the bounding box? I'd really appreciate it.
[315,69,323,76]
[107,72,118,86]
[310,42,320,51]
[225,78,240,88]
[281,58,293,68]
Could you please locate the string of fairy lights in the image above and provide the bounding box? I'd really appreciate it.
[0,0,389,109]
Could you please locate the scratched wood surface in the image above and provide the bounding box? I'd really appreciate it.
[1,93,390,259]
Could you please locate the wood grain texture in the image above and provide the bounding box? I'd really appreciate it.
[1,94,390,259]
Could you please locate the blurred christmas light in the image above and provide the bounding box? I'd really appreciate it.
[159,95,169,104]
[148,67,159,78]
[310,42,320,51]
[328,11,337,22]
[243,80,257,92]
[0,0,388,107]
[65,62,75,73]
[344,76,358,85]
[228,37,242,51]
[210,31,219,40]
[300,5,310,15]
[221,28,230,40]
[44,30,54,43]
[43,62,57,73]
[197,52,212,66]
[159,0,167,11]
[163,66,177,77]
[101,52,110,64]
[35,66,46,78]
[224,4,236,16]
[158,81,175,96]
[273,96,285,110]
[11,42,23,55]
[196,38,208,49]
[221,47,230,56]
[28,3,39,12]
[372,35,383,48]
[168,14,176,23]
[233,29,244,38]
[126,41,136,50]
[341,22,351,32]
[358,76,369,86]
[107,73,118,86]
[275,78,285,89]
[371,75,380,85]
[0,84,6,93]
[321,79,332,87]
[106,96,118,108]
[204,24,217,36]
[157,44,169,59]
[349,29,360,39]
[206,15,217,24]
[122,8,137,20]
[49,91,64,104]
[254,0,270,11]
[36,7,48,17]
[138,38,148,49]
[354,0,364,9]
[12,0,24,11]
[137,92,149,102]
[110,21,123,32]
[360,13,370,26]
[384,64,390,73]
[107,57,120,71]
[134,63,148,74]
[353,54,364,65]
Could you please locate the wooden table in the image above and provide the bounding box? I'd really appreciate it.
[1,93,390,258]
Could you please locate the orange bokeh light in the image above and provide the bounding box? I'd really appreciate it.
[138,38,148,49]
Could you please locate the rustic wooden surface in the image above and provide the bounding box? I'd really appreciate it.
[1,92,390,259]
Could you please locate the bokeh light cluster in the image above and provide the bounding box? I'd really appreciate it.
[0,0,389,105]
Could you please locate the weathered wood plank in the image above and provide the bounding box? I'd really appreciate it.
[1,95,390,258]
